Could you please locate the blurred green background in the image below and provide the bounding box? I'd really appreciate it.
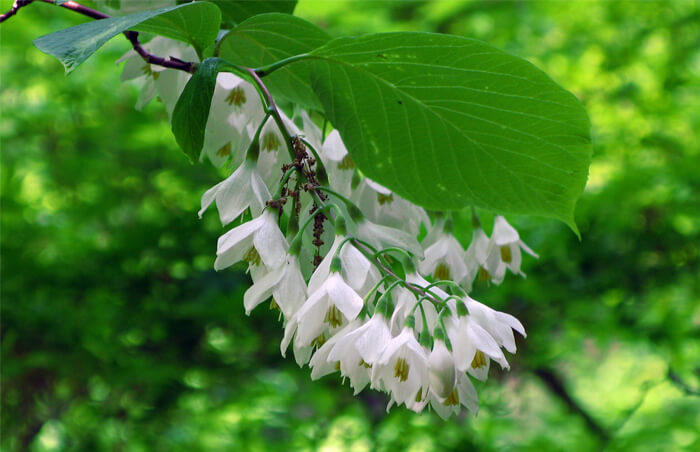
[2,1,699,451]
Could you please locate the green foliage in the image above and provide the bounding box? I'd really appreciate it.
[2,0,699,451]
[309,33,591,230]
[33,2,220,72]
[218,13,330,109]
[171,57,229,161]
[209,0,297,26]
[133,1,221,55]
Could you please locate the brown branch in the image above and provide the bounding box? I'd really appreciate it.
[1,0,195,73]
[0,0,32,23]
[534,367,610,443]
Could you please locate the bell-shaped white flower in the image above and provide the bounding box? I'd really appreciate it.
[243,253,306,318]
[389,272,442,335]
[427,372,479,419]
[427,334,456,400]
[419,233,470,283]
[444,300,507,377]
[373,327,429,405]
[463,296,526,355]
[309,320,362,380]
[199,159,271,226]
[486,216,538,284]
[353,178,430,236]
[295,267,365,347]
[307,233,380,298]
[356,216,423,258]
[464,226,491,289]
[214,210,287,271]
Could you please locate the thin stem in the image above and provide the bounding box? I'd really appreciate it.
[373,247,414,261]
[0,0,31,23]
[422,280,467,297]
[314,185,356,210]
[244,67,296,162]
[255,53,311,77]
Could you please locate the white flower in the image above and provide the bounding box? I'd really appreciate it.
[321,130,355,197]
[464,226,491,289]
[427,337,456,400]
[419,233,470,283]
[389,272,441,335]
[199,159,271,226]
[486,216,538,284]
[373,327,429,405]
[464,296,526,355]
[294,271,364,347]
[427,373,479,419]
[214,210,287,271]
[243,254,307,318]
[309,320,362,380]
[444,302,507,376]
[356,217,423,258]
[308,235,380,298]
[353,178,429,236]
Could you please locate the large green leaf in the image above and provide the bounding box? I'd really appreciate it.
[171,58,229,162]
[208,0,297,26]
[133,2,221,54]
[34,2,220,73]
[309,33,591,230]
[218,13,330,110]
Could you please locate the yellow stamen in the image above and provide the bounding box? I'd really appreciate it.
[216,142,232,157]
[225,86,246,107]
[243,247,261,267]
[269,300,280,311]
[311,333,327,348]
[443,388,459,406]
[471,350,487,369]
[338,155,355,170]
[334,361,341,371]
[262,131,281,152]
[324,305,343,328]
[393,357,410,382]
[477,266,490,282]
[141,64,159,80]
[415,387,425,402]
[358,359,372,369]
[434,262,451,280]
[500,245,512,263]
[377,193,394,205]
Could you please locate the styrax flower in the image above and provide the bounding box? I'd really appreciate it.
[214,210,287,271]
[486,216,539,283]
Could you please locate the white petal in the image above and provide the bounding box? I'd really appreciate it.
[243,265,285,314]
[252,212,288,269]
[322,130,348,161]
[326,274,364,321]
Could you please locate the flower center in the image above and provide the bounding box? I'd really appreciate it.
[443,388,459,406]
[141,64,159,80]
[311,333,327,348]
[500,245,512,263]
[434,262,451,280]
[216,142,232,157]
[338,154,355,170]
[262,131,281,152]
[269,299,280,311]
[243,247,261,267]
[324,305,343,328]
[415,387,425,402]
[393,357,410,382]
[471,350,487,369]
[477,266,490,282]
[225,86,246,108]
[377,193,394,205]
[358,359,372,369]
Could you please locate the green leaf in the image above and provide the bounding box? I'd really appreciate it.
[171,58,229,162]
[218,13,330,110]
[33,2,220,73]
[309,33,592,231]
[208,0,297,26]
[134,2,221,54]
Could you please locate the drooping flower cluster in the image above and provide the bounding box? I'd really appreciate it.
[119,37,538,419]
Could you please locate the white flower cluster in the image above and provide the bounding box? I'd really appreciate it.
[120,38,538,419]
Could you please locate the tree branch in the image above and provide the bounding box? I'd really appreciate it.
[533,367,611,443]
[1,0,196,73]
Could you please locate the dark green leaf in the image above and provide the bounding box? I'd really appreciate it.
[34,2,220,73]
[218,13,330,110]
[208,0,296,26]
[171,58,229,161]
[309,33,591,231]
